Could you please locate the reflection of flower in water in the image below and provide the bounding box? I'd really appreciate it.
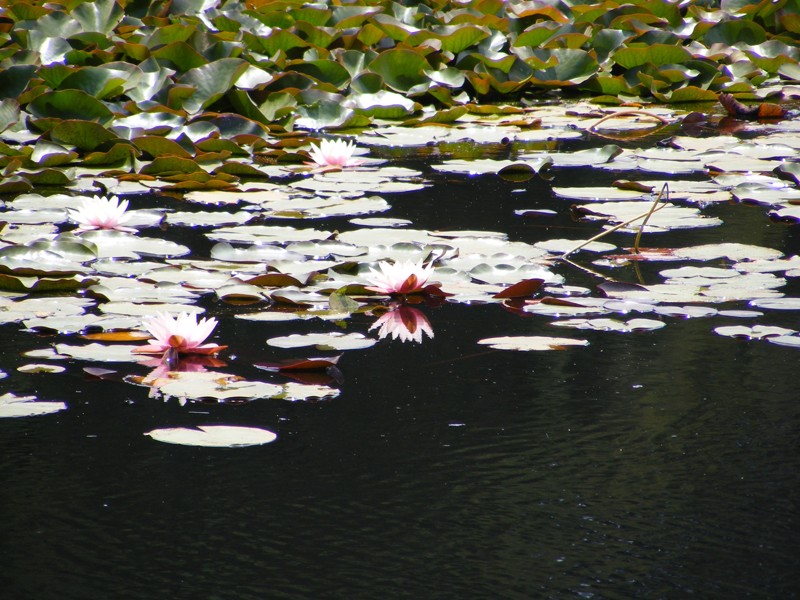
[133,312,227,357]
[307,138,364,168]
[68,195,136,233]
[370,306,434,343]
[366,259,435,295]
[138,354,227,401]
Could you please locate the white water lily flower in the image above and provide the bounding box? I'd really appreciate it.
[307,138,364,168]
[68,195,136,233]
[134,312,227,356]
[366,259,435,295]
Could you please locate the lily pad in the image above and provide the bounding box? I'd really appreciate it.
[145,425,277,448]
[477,335,589,351]
[267,332,376,350]
[0,392,67,418]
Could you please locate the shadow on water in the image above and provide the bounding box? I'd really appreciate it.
[2,161,800,599]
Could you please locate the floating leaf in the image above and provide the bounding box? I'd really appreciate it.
[178,58,251,114]
[255,354,342,372]
[550,318,666,332]
[329,289,360,313]
[267,332,376,350]
[145,425,277,448]
[714,325,796,340]
[477,336,589,351]
[612,44,692,69]
[368,48,430,93]
[0,392,66,418]
[18,364,66,374]
[28,91,113,124]
[147,371,283,402]
[493,278,544,299]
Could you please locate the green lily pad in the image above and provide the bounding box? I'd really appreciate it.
[368,48,430,94]
[50,120,119,151]
[28,91,114,125]
[178,58,251,114]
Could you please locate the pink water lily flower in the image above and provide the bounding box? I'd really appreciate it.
[133,312,227,356]
[366,259,435,295]
[68,195,136,233]
[307,138,364,168]
[370,306,434,344]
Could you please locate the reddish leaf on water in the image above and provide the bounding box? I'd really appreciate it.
[493,278,544,299]
[255,354,342,372]
[81,331,151,342]
[419,283,454,298]
[247,273,304,287]
[527,296,588,307]
[758,103,785,119]
[279,370,342,386]
[612,180,654,193]
[719,93,785,120]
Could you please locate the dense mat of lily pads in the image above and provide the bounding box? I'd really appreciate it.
[1,0,799,191]
[3,0,800,446]
[4,101,800,445]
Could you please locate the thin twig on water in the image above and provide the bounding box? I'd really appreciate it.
[588,110,671,132]
[560,187,669,259]
[632,182,669,255]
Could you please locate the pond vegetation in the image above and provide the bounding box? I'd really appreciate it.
[2,0,800,597]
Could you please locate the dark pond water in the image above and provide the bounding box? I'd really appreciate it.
[2,142,800,599]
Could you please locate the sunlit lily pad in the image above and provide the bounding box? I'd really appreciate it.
[0,392,67,418]
[22,314,136,334]
[0,296,92,324]
[767,335,800,349]
[749,298,800,311]
[534,239,616,254]
[653,305,718,319]
[78,230,190,259]
[349,217,412,228]
[267,332,376,350]
[575,202,721,231]
[714,325,796,339]
[55,343,141,362]
[18,363,66,374]
[550,318,665,332]
[280,382,341,401]
[145,425,277,448]
[235,311,304,322]
[98,302,206,317]
[149,371,284,402]
[477,335,589,351]
[673,243,783,262]
[167,211,253,227]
